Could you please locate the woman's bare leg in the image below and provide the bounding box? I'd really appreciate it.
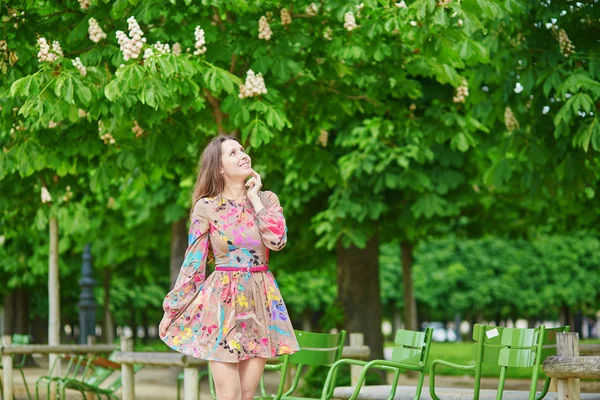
[210,361,241,400]
[238,358,267,400]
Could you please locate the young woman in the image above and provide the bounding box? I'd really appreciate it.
[159,135,299,400]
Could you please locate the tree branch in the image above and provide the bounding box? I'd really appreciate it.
[318,85,377,105]
[229,53,237,73]
[212,7,226,32]
[203,89,226,135]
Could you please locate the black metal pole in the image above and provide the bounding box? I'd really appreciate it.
[78,243,96,344]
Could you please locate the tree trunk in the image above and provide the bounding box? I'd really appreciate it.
[560,304,570,327]
[142,309,149,345]
[129,302,137,346]
[574,311,583,334]
[336,235,384,361]
[170,218,188,289]
[302,309,312,332]
[401,242,418,331]
[392,309,402,332]
[14,287,29,334]
[3,291,15,335]
[32,317,49,344]
[103,268,114,344]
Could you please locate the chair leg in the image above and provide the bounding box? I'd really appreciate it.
[388,368,401,400]
[413,370,426,400]
[535,377,552,400]
[429,362,443,400]
[496,367,507,400]
[19,369,33,400]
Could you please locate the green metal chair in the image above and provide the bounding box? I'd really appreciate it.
[57,355,143,400]
[0,333,33,400]
[533,325,570,400]
[320,328,434,400]
[35,354,87,400]
[429,324,547,400]
[207,330,347,400]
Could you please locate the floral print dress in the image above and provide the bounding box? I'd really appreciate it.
[159,191,299,362]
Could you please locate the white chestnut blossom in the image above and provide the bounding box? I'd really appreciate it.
[356,3,365,17]
[552,27,575,57]
[280,8,292,25]
[143,48,154,59]
[194,26,207,55]
[78,109,89,118]
[37,38,59,63]
[323,27,333,41]
[258,16,273,40]
[132,120,144,138]
[453,79,469,103]
[78,0,90,10]
[395,1,407,8]
[48,120,59,128]
[344,12,359,31]
[306,3,318,16]
[72,57,87,76]
[172,42,182,56]
[115,16,146,61]
[62,186,73,202]
[504,107,520,131]
[52,41,64,57]
[98,120,116,145]
[88,18,107,43]
[239,70,267,99]
[41,187,52,203]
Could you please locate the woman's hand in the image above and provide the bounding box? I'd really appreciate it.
[245,169,262,200]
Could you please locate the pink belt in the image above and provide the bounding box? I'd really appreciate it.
[215,265,269,273]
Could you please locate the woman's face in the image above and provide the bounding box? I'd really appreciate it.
[221,140,252,180]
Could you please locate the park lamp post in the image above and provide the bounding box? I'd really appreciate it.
[78,244,97,344]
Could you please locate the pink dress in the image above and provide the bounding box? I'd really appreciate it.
[159,191,299,362]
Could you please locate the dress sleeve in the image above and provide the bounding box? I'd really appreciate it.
[160,199,210,330]
[256,191,288,251]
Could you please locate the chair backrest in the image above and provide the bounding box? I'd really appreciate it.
[11,333,30,367]
[472,324,506,365]
[540,326,570,359]
[390,328,433,366]
[472,324,545,368]
[288,330,346,367]
[497,326,543,368]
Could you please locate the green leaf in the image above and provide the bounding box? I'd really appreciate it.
[383,16,400,33]
[265,107,287,130]
[451,132,470,152]
[543,71,561,97]
[76,83,92,105]
[410,193,446,219]
[433,7,446,26]
[483,159,512,188]
[104,79,120,102]
[10,75,36,97]
[272,57,291,81]
[554,102,572,131]
[521,70,534,94]
[158,57,175,78]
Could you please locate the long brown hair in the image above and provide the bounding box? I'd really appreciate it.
[190,135,238,212]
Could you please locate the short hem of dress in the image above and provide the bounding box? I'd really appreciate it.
[201,348,300,363]
[160,338,300,364]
